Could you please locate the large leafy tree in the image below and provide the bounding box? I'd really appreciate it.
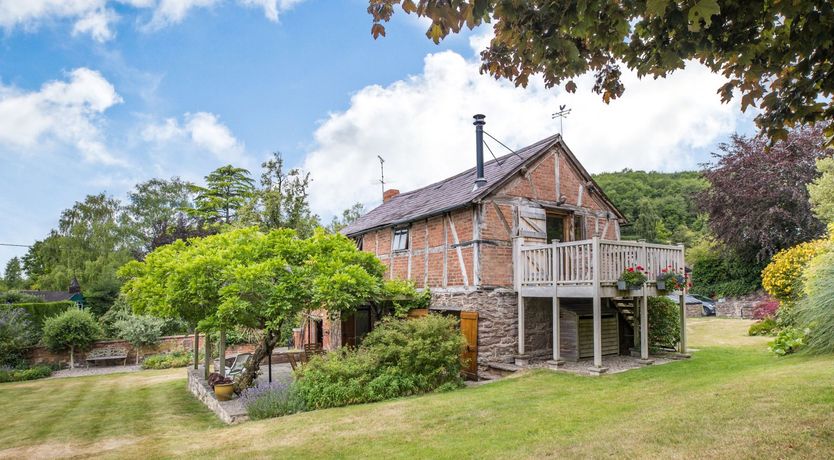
[368,1,834,145]
[119,227,400,390]
[190,165,256,225]
[3,257,24,289]
[699,125,828,262]
[25,194,136,315]
[808,157,834,224]
[127,178,206,254]
[327,203,365,234]
[241,152,320,237]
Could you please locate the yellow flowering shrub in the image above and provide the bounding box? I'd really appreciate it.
[762,239,828,302]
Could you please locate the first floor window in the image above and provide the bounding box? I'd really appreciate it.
[392,227,409,251]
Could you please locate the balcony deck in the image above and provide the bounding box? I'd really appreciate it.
[515,238,686,299]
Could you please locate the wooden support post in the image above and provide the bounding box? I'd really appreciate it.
[679,292,688,355]
[550,239,563,367]
[678,243,689,356]
[203,333,211,380]
[218,328,226,377]
[514,236,526,357]
[590,236,605,373]
[640,293,649,361]
[193,330,199,370]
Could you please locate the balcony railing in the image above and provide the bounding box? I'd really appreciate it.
[514,237,685,292]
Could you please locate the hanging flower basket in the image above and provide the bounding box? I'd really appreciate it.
[656,266,685,292]
[618,266,647,291]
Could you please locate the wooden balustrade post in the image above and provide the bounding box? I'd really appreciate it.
[590,236,605,374]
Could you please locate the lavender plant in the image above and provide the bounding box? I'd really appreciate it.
[240,381,305,420]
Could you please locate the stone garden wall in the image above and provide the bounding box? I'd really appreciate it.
[715,292,769,319]
[28,334,255,367]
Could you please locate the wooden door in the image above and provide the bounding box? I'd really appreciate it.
[460,311,478,379]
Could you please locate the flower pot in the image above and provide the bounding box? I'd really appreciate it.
[656,280,666,291]
[214,383,235,401]
[617,280,628,291]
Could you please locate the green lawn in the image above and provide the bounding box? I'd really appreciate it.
[2,318,833,459]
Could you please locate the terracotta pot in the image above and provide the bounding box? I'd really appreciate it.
[214,383,235,401]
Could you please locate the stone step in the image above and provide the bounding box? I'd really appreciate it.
[486,361,521,377]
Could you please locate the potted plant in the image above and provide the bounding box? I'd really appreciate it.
[208,372,235,401]
[618,266,647,291]
[656,266,685,292]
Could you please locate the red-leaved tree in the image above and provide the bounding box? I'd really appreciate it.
[699,125,828,262]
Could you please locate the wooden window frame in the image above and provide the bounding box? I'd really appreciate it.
[545,210,572,243]
[392,227,409,252]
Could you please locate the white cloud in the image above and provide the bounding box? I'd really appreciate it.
[143,111,246,163]
[0,0,304,40]
[0,68,124,165]
[302,39,744,218]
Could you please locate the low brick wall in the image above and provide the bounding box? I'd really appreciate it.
[27,334,255,367]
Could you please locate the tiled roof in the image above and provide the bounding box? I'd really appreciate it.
[342,134,562,236]
[20,290,78,302]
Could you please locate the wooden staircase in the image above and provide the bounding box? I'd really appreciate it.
[611,298,638,352]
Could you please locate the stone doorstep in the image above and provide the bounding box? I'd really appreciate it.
[546,359,565,369]
[636,358,655,366]
[187,368,248,424]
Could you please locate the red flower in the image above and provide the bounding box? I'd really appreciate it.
[627,267,634,272]
[636,265,644,271]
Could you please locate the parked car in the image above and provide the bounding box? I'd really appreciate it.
[667,294,717,316]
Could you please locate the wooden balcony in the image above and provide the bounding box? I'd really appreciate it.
[514,237,686,299]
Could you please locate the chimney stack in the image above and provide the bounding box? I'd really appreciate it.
[473,114,486,189]
[383,189,400,202]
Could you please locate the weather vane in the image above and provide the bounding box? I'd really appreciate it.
[551,105,571,137]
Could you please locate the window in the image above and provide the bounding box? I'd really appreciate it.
[574,215,586,240]
[392,228,409,251]
[546,214,565,243]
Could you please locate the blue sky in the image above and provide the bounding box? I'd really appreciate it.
[0,0,754,271]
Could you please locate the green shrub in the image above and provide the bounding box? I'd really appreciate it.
[795,250,834,354]
[115,315,164,365]
[748,317,778,336]
[0,301,75,329]
[0,364,52,383]
[362,315,467,391]
[141,350,193,369]
[769,327,808,356]
[0,291,43,304]
[240,382,306,420]
[41,308,101,368]
[689,246,762,297]
[294,314,466,410]
[0,308,38,367]
[641,297,681,351]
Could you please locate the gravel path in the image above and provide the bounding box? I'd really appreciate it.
[49,365,142,379]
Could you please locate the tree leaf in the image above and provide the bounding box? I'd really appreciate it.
[645,0,669,17]
[688,0,720,32]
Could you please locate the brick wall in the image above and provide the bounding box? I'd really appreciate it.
[357,147,623,291]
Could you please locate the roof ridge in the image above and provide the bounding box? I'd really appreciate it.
[386,133,560,202]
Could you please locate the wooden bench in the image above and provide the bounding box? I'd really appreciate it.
[85,347,128,367]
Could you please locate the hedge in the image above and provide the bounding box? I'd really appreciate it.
[0,302,76,327]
